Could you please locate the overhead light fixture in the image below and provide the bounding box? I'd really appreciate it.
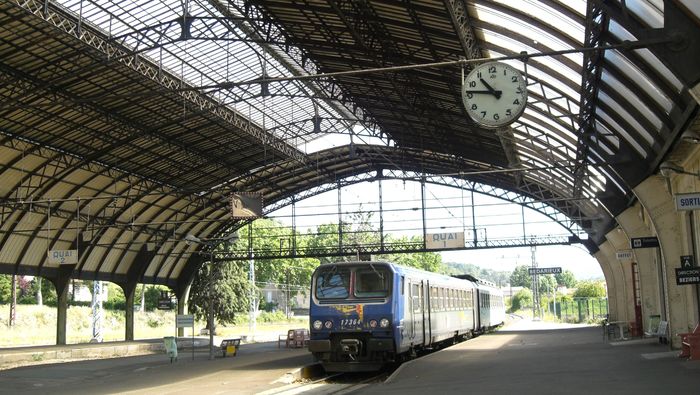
[184,234,201,245]
[659,161,684,177]
[222,232,239,243]
[681,129,700,144]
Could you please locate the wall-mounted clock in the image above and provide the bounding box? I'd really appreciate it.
[462,61,528,128]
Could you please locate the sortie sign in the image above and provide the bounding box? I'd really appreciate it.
[675,192,700,211]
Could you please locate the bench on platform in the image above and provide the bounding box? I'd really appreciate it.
[644,319,668,344]
[278,329,309,348]
[679,324,700,360]
[220,338,240,357]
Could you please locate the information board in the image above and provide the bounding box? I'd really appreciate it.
[176,314,194,328]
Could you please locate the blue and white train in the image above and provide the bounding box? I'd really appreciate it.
[308,261,505,372]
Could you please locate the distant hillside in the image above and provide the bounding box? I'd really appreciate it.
[443,262,510,286]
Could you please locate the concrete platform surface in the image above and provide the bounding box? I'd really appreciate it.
[1,340,314,394]
[358,323,700,395]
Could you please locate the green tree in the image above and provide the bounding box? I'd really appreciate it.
[538,274,557,293]
[244,218,318,298]
[0,274,12,303]
[510,265,531,288]
[511,288,533,311]
[305,223,343,264]
[141,285,169,311]
[381,235,442,272]
[573,280,606,298]
[555,270,577,288]
[189,259,253,332]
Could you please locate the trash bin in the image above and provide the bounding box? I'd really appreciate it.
[163,336,178,363]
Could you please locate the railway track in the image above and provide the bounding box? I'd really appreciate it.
[262,370,390,395]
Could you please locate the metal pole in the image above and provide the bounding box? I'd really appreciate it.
[379,178,384,252]
[656,248,668,322]
[521,205,527,243]
[470,189,477,247]
[421,178,427,249]
[208,251,214,360]
[248,221,256,341]
[337,183,343,254]
[249,252,256,339]
[91,280,103,342]
[291,199,297,256]
[9,274,16,327]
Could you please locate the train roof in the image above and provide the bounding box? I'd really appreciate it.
[451,274,498,288]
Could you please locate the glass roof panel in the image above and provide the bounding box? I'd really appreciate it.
[598,91,655,146]
[56,0,374,152]
[680,0,700,19]
[600,71,663,131]
[607,20,683,91]
[597,109,648,158]
[604,50,673,113]
[474,1,585,44]
[620,0,664,28]
[480,31,581,85]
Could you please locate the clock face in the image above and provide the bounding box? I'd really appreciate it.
[462,62,528,128]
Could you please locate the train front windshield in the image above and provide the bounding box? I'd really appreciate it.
[315,265,390,300]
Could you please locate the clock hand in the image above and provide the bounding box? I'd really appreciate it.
[479,78,502,99]
[465,90,503,95]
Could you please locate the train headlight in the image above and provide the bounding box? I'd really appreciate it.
[324,320,333,329]
[369,319,378,328]
[313,320,323,330]
[380,318,390,328]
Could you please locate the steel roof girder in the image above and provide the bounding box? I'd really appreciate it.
[12,0,304,163]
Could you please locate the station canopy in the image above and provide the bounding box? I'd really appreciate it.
[0,0,698,291]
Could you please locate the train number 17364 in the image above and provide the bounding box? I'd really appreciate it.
[340,318,362,327]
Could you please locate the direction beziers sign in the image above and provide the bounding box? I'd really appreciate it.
[675,268,700,285]
[528,267,562,275]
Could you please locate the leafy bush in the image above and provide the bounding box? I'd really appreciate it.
[143,285,167,311]
[573,281,606,298]
[510,288,533,312]
[260,301,278,312]
[257,310,287,323]
[0,275,11,303]
[103,286,126,310]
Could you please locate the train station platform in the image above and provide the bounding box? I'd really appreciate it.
[1,337,315,394]
[4,320,700,394]
[359,320,700,395]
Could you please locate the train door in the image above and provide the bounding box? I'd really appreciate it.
[425,281,432,345]
[410,281,423,344]
[475,289,482,330]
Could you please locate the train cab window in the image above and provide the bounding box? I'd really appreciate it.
[355,268,390,298]
[315,267,351,299]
